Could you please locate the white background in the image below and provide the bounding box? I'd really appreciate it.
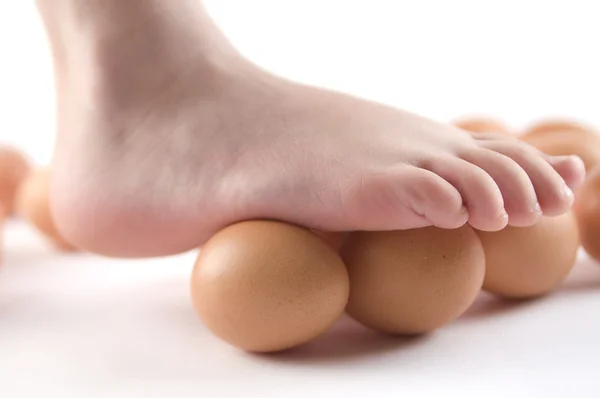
[1,0,600,397]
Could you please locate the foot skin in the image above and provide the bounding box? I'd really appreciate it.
[38,0,585,257]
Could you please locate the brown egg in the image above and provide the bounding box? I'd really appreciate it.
[0,145,31,215]
[523,119,593,139]
[0,205,6,264]
[477,213,579,299]
[574,168,600,261]
[16,168,75,251]
[341,225,485,335]
[521,127,600,172]
[190,220,349,353]
[454,117,512,136]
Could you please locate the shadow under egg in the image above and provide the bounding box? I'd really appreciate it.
[253,315,431,364]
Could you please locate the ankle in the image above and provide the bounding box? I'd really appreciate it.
[37,0,244,72]
[38,0,252,111]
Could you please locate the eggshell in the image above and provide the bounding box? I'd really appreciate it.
[0,205,6,264]
[477,213,579,299]
[521,128,600,172]
[16,168,75,251]
[574,168,600,261]
[523,119,593,139]
[0,145,31,215]
[454,117,512,136]
[341,225,485,335]
[190,220,349,353]
[312,230,347,251]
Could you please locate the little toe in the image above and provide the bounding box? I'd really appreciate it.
[543,154,586,192]
[461,148,542,227]
[423,157,508,231]
[476,134,586,191]
[479,140,574,216]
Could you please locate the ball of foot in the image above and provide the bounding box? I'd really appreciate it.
[0,145,31,215]
[16,168,76,251]
[190,220,349,353]
[477,212,579,299]
[341,225,485,335]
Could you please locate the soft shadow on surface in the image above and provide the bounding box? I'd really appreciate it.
[560,257,600,292]
[2,248,60,268]
[2,245,84,271]
[128,277,196,318]
[461,292,537,321]
[0,292,36,316]
[258,315,429,364]
[462,257,600,322]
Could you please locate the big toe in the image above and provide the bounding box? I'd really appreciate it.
[423,156,509,231]
[347,166,469,231]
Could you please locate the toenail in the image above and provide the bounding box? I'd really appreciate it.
[553,155,573,161]
[555,155,584,167]
[564,185,574,200]
[533,202,542,214]
[569,155,586,169]
[499,208,509,220]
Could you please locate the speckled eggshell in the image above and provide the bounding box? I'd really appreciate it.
[16,168,75,251]
[523,119,593,139]
[190,220,350,353]
[574,168,600,262]
[0,145,31,215]
[521,121,600,172]
[341,225,485,335]
[477,213,579,299]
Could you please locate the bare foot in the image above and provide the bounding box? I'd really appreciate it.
[37,0,585,257]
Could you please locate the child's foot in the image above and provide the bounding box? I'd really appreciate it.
[38,0,585,257]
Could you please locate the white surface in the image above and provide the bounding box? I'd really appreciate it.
[2,0,600,397]
[2,221,600,397]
